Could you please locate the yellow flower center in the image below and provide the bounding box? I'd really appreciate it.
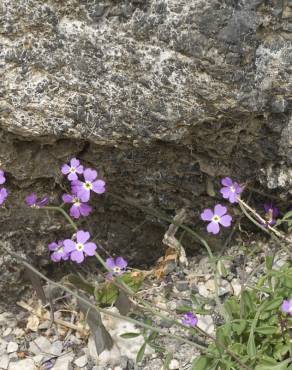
[230,186,235,193]
[76,243,84,251]
[113,267,121,274]
[212,215,220,223]
[84,181,92,190]
[69,167,76,173]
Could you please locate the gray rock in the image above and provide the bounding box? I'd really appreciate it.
[8,359,37,370]
[175,280,189,292]
[0,354,9,370]
[51,352,74,370]
[1,0,292,308]
[29,336,52,355]
[50,340,63,356]
[6,342,18,354]
[74,354,88,368]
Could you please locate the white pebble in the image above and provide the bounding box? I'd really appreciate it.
[7,342,18,354]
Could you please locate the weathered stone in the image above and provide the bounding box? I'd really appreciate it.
[0,0,292,307]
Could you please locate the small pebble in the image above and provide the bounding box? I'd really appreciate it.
[176,280,189,291]
[74,354,88,368]
[169,358,180,369]
[7,341,18,353]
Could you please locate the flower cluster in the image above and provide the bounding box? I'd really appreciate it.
[181,312,198,327]
[49,230,97,264]
[61,158,105,219]
[200,177,242,234]
[263,203,279,227]
[106,257,128,278]
[281,298,292,316]
[26,193,49,208]
[0,169,8,206]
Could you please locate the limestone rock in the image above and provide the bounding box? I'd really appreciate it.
[0,0,292,307]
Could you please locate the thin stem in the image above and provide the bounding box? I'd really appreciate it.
[38,203,248,369]
[44,206,78,231]
[107,192,229,321]
[5,248,206,351]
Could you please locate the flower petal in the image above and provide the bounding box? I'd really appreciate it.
[79,203,92,216]
[83,242,97,256]
[92,180,106,194]
[106,257,116,270]
[63,239,76,253]
[48,242,58,251]
[220,187,230,199]
[51,252,62,262]
[61,164,70,175]
[221,177,232,187]
[200,209,213,221]
[70,158,80,168]
[68,172,78,181]
[214,204,227,217]
[219,214,232,227]
[76,230,90,244]
[115,257,128,269]
[62,194,73,203]
[71,250,84,263]
[84,168,97,182]
[207,221,220,234]
[0,188,8,205]
[76,165,84,174]
[70,204,81,219]
[25,193,37,206]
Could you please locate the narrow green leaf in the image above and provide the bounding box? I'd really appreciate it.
[255,325,278,335]
[231,320,247,336]
[255,359,290,370]
[247,331,256,357]
[176,305,193,313]
[120,332,141,339]
[261,297,283,312]
[136,342,146,364]
[163,353,172,370]
[282,211,292,220]
[191,356,214,370]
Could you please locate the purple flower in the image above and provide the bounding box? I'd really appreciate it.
[61,158,84,181]
[181,312,198,327]
[63,230,97,263]
[62,193,92,219]
[281,298,292,316]
[0,169,6,185]
[106,257,128,277]
[263,203,279,227]
[25,193,49,208]
[71,168,105,202]
[201,204,232,234]
[220,177,242,204]
[0,188,8,205]
[48,240,69,262]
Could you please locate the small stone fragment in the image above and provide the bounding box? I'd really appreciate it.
[74,354,88,368]
[0,354,9,369]
[51,353,74,370]
[50,341,63,356]
[169,359,180,369]
[29,336,52,355]
[175,280,189,291]
[9,358,37,370]
[7,342,18,354]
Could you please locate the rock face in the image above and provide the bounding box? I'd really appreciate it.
[0,0,292,305]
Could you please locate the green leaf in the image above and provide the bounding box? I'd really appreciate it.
[224,297,240,319]
[94,282,119,306]
[136,342,146,364]
[265,256,274,271]
[217,260,228,277]
[120,272,144,292]
[191,356,214,370]
[176,305,194,313]
[282,211,292,220]
[261,297,283,312]
[163,353,172,370]
[231,320,247,336]
[65,274,95,295]
[120,332,141,339]
[247,331,256,357]
[255,359,290,370]
[255,325,278,335]
[241,290,255,315]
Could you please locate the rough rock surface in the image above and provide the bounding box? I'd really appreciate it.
[0,0,292,306]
